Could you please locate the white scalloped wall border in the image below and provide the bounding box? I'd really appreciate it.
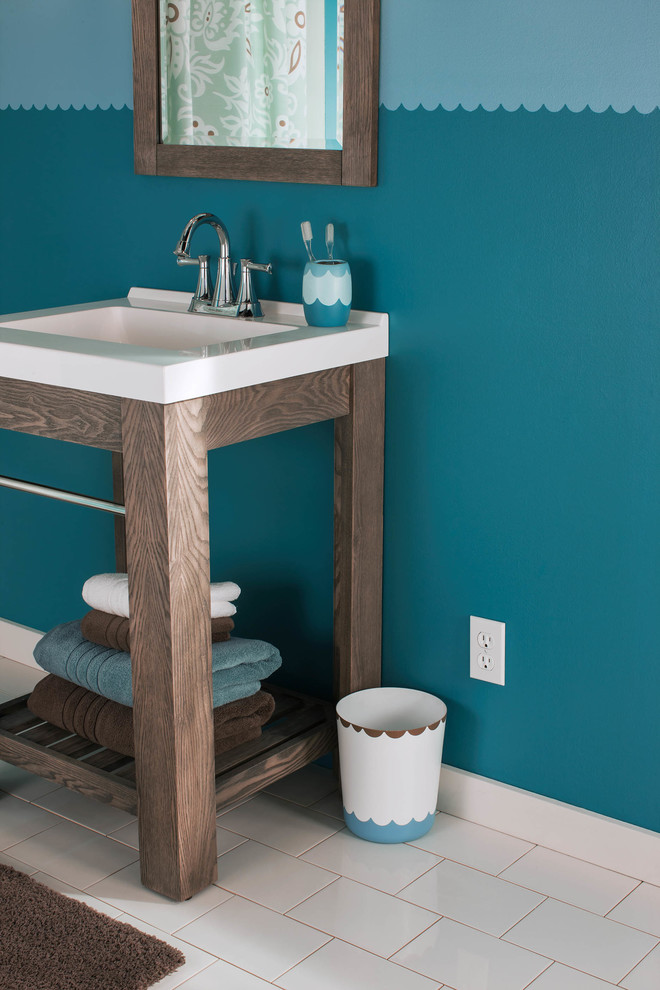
[380,100,659,115]
[0,102,130,112]
[1,1,658,115]
[1,2,658,115]
[2,101,658,115]
[379,0,660,117]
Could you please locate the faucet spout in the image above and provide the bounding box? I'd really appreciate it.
[174,212,234,310]
[175,212,231,261]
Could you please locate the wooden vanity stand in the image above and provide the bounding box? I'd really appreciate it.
[0,359,384,900]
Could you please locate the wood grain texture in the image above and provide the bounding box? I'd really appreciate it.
[82,748,133,773]
[204,367,350,450]
[156,144,342,184]
[132,0,159,173]
[334,359,385,699]
[215,721,337,812]
[50,735,103,760]
[0,730,137,814]
[0,355,384,898]
[19,722,71,747]
[112,452,127,572]
[214,702,331,777]
[122,397,217,901]
[342,0,381,186]
[0,698,40,731]
[131,0,378,186]
[0,685,335,854]
[0,377,122,450]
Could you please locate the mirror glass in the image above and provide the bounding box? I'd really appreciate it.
[160,0,343,150]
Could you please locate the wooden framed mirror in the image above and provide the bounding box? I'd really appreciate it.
[132,0,380,186]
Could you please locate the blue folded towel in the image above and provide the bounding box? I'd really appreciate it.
[33,620,282,708]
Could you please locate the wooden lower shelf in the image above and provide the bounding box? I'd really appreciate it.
[0,685,336,816]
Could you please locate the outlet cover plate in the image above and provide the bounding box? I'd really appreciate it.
[470,615,505,685]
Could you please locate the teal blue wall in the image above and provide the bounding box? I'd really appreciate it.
[1,5,659,833]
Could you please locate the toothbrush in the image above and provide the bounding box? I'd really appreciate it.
[325,223,334,261]
[300,221,316,262]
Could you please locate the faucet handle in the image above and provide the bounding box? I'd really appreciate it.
[177,253,214,312]
[236,259,272,319]
[243,260,272,275]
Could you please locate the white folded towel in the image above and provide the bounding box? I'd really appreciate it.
[82,573,240,619]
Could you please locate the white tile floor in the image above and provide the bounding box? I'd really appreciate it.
[0,657,659,989]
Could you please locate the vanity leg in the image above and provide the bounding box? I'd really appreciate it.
[334,359,385,699]
[111,452,126,572]
[121,397,217,901]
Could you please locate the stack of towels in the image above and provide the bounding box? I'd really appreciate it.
[27,573,282,758]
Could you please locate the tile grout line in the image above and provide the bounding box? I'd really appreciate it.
[403,848,539,881]
[498,892,660,941]
[215,883,347,925]
[27,806,136,839]
[396,908,558,961]
[274,933,451,990]
[472,868,653,927]
[278,882,442,962]
[525,956,641,988]
[0,818,61,853]
[282,874,346,921]
[4,746,658,986]
[496,843,538,876]
[385,913,446,961]
[604,878,644,918]
[519,957,555,989]
[498,894,549,939]
[432,810,540,848]
[0,786,50,805]
[390,857,559,939]
[293,822,348,858]
[85,881,233,932]
[285,869,447,921]
[615,935,660,986]
[210,827,338,859]
[168,960,218,990]
[394,857,446,898]
[299,850,448,900]
[23,794,640,932]
[211,872,343,918]
[270,935,336,986]
[157,917,225,957]
[530,839,646,884]
[275,870,342,915]
[263,785,340,811]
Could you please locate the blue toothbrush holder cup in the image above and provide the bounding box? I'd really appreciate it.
[302,260,352,327]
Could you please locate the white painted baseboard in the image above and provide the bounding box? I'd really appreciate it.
[0,618,43,670]
[2,616,658,883]
[438,765,660,886]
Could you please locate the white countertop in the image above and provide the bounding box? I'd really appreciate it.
[0,288,389,403]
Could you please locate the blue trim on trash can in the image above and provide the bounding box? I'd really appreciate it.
[343,809,436,843]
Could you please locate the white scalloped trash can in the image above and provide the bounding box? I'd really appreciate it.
[336,687,447,843]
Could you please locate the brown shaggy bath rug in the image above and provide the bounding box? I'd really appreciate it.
[0,863,185,989]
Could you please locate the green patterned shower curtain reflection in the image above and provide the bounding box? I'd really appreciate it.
[160,0,339,149]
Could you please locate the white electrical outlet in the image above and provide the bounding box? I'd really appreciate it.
[470,616,505,685]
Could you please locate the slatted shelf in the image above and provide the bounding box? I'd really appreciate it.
[0,686,336,817]
[49,735,105,759]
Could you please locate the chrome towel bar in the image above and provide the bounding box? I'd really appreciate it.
[0,475,125,516]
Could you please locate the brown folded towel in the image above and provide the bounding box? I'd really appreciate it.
[80,610,234,653]
[28,674,274,759]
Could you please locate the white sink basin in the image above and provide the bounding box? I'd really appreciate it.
[0,288,389,403]
[1,300,294,351]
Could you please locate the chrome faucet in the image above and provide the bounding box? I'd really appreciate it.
[174,212,235,313]
[235,260,273,319]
